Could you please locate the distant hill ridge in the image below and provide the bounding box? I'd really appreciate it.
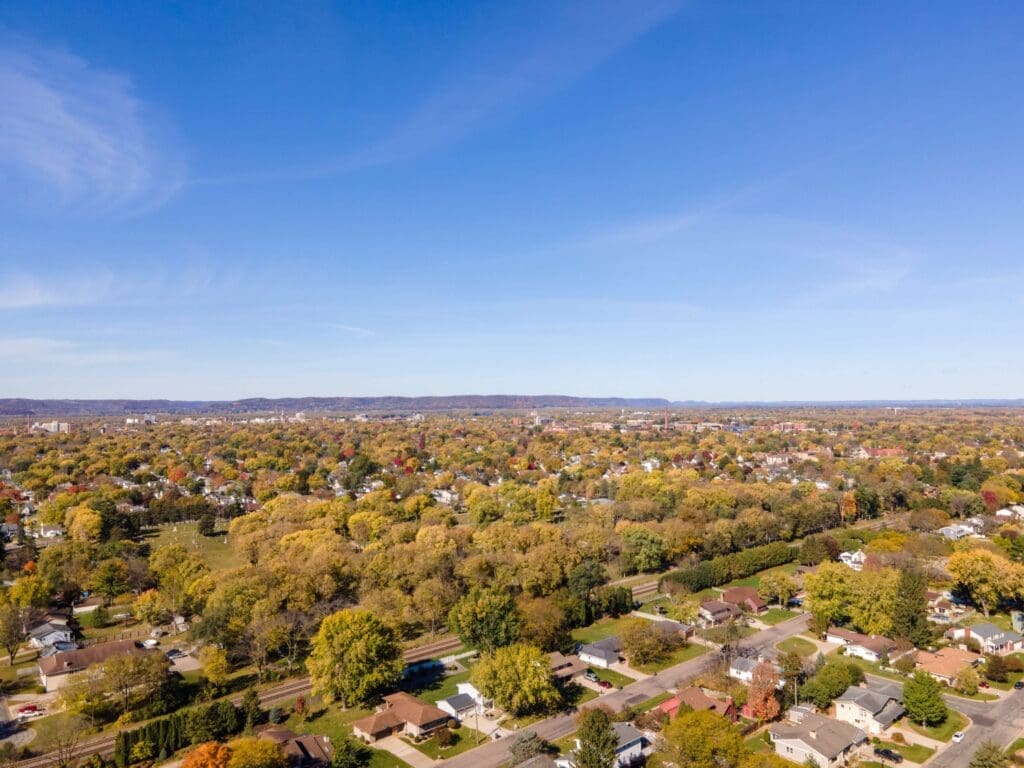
[1,396,1023,418]
[0,395,675,417]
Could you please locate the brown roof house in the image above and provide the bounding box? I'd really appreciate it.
[721,587,768,615]
[698,600,743,628]
[825,628,901,664]
[38,639,152,692]
[259,728,334,768]
[352,692,449,743]
[915,647,983,686]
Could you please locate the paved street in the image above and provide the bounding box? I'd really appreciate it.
[443,614,811,768]
[864,673,1024,766]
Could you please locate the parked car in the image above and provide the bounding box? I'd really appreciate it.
[1014,680,1024,690]
[598,680,613,689]
[15,704,40,714]
[165,648,183,659]
[583,670,599,683]
[874,747,903,763]
[979,681,989,688]
[952,732,965,743]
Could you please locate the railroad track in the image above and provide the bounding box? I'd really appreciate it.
[10,637,464,768]
[631,581,660,601]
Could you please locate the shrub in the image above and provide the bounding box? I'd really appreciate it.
[435,728,454,748]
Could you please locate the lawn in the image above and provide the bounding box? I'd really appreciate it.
[571,616,635,645]
[908,710,967,743]
[875,739,935,763]
[745,732,772,753]
[699,625,757,644]
[142,522,243,571]
[1006,737,1024,756]
[631,691,672,713]
[590,667,635,688]
[281,702,411,768]
[776,637,817,657]
[722,563,798,589]
[760,608,799,626]
[402,662,475,704]
[839,655,907,683]
[404,725,484,760]
[983,653,1024,690]
[632,643,709,674]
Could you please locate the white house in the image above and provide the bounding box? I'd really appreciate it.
[437,683,490,721]
[729,656,785,688]
[555,722,644,768]
[825,628,900,663]
[578,637,621,669]
[948,623,1024,655]
[27,621,74,650]
[833,686,905,736]
[838,550,866,571]
[769,710,867,767]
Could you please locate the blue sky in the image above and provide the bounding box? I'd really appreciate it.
[1,1,1023,400]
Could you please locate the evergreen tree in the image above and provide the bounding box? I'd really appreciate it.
[903,671,947,727]
[968,740,1010,768]
[891,568,931,647]
[574,708,618,768]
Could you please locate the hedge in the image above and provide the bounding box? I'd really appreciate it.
[661,542,797,593]
[113,699,242,767]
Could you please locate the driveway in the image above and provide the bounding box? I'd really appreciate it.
[374,736,435,768]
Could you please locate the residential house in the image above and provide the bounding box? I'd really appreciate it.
[38,639,153,692]
[259,728,333,768]
[27,621,74,650]
[698,600,743,628]
[649,618,695,641]
[352,692,449,742]
[578,637,622,669]
[914,647,982,686]
[437,683,491,721]
[838,550,866,572]
[721,586,768,615]
[555,722,644,768]
[729,656,785,688]
[549,651,588,684]
[948,623,1024,655]
[825,628,900,663]
[833,686,905,736]
[660,687,736,722]
[769,710,867,767]
[938,524,975,542]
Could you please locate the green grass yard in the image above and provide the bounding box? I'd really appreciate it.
[571,616,634,645]
[722,563,798,589]
[632,642,709,674]
[143,522,243,571]
[404,725,484,760]
[590,666,635,688]
[908,710,967,743]
[631,691,672,713]
[776,636,817,657]
[875,739,935,763]
[760,608,799,625]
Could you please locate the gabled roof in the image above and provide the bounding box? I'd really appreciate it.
[439,693,475,712]
[770,712,867,759]
[38,639,148,677]
[580,636,621,663]
[380,692,448,727]
[835,687,904,727]
[611,722,643,750]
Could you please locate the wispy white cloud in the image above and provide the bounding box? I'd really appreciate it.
[317,322,375,337]
[0,271,115,309]
[205,1,684,184]
[0,335,170,365]
[0,34,183,213]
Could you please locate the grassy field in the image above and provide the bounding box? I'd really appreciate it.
[699,625,757,644]
[760,608,799,625]
[143,522,243,571]
[590,666,635,688]
[875,739,935,763]
[908,710,967,743]
[402,662,475,704]
[722,563,798,589]
[745,732,772,753]
[776,636,817,657]
[632,643,709,674]
[571,616,634,645]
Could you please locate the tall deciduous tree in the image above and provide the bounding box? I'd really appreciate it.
[0,603,27,665]
[306,609,403,709]
[661,709,745,768]
[448,587,521,653]
[182,743,231,768]
[748,661,781,723]
[471,643,560,716]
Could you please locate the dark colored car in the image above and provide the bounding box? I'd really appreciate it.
[873,747,903,763]
[598,680,613,689]
[1014,680,1024,690]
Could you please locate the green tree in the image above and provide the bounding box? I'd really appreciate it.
[330,738,371,768]
[91,559,130,605]
[955,665,980,696]
[471,643,561,716]
[967,740,1010,768]
[890,568,931,648]
[0,603,27,665]
[620,618,676,666]
[574,708,618,768]
[306,609,403,709]
[662,709,746,768]
[448,587,521,653]
[903,671,948,727]
[507,731,544,765]
[226,738,285,768]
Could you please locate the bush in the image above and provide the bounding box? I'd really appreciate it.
[435,728,454,748]
[663,542,796,592]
